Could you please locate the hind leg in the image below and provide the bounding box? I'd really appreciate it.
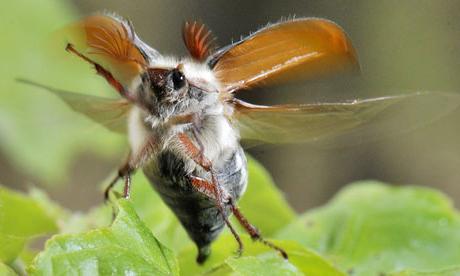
[189,175,243,263]
[178,132,288,260]
[228,198,288,259]
[189,175,287,260]
[178,133,243,260]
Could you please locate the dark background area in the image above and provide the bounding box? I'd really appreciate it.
[2,0,460,212]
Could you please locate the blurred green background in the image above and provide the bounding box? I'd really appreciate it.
[2,0,460,212]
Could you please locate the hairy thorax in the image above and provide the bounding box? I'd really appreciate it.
[126,55,240,174]
[127,103,239,176]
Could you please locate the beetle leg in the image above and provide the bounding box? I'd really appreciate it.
[104,156,133,220]
[179,131,288,259]
[66,43,132,100]
[189,175,216,200]
[228,198,288,259]
[190,174,287,259]
[177,132,212,170]
[105,137,156,201]
[178,133,244,255]
[189,175,244,257]
[104,155,134,201]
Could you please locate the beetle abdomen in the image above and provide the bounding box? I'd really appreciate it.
[143,146,247,263]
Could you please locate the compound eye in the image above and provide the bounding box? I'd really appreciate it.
[171,69,186,90]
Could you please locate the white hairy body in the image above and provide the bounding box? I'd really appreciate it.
[127,56,242,183]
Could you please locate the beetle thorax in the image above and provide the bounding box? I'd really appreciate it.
[127,57,238,169]
[130,57,223,121]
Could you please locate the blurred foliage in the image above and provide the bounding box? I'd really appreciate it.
[29,199,179,276]
[3,167,460,275]
[126,155,295,254]
[277,182,460,275]
[205,239,345,276]
[389,267,460,276]
[0,0,125,184]
[0,263,16,276]
[0,187,57,264]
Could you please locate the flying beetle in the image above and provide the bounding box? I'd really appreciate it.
[20,13,459,263]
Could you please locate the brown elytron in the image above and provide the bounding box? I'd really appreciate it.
[212,18,358,92]
[183,21,216,61]
[21,13,452,263]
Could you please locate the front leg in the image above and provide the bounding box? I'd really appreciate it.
[66,44,134,101]
[104,114,193,201]
[105,155,134,201]
[105,137,156,201]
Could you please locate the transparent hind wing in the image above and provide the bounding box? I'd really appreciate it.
[232,92,460,147]
[18,79,131,133]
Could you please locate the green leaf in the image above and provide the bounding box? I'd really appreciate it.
[0,0,125,184]
[225,241,345,276]
[236,156,296,236]
[0,262,17,276]
[226,255,302,276]
[117,154,296,272]
[121,154,296,254]
[180,235,344,276]
[29,199,179,276]
[276,181,460,275]
[0,186,57,263]
[28,188,70,224]
[129,173,190,252]
[389,266,460,276]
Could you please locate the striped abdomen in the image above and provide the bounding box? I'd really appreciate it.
[143,146,247,262]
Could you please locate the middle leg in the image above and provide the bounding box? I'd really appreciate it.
[178,133,244,255]
[179,132,288,259]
